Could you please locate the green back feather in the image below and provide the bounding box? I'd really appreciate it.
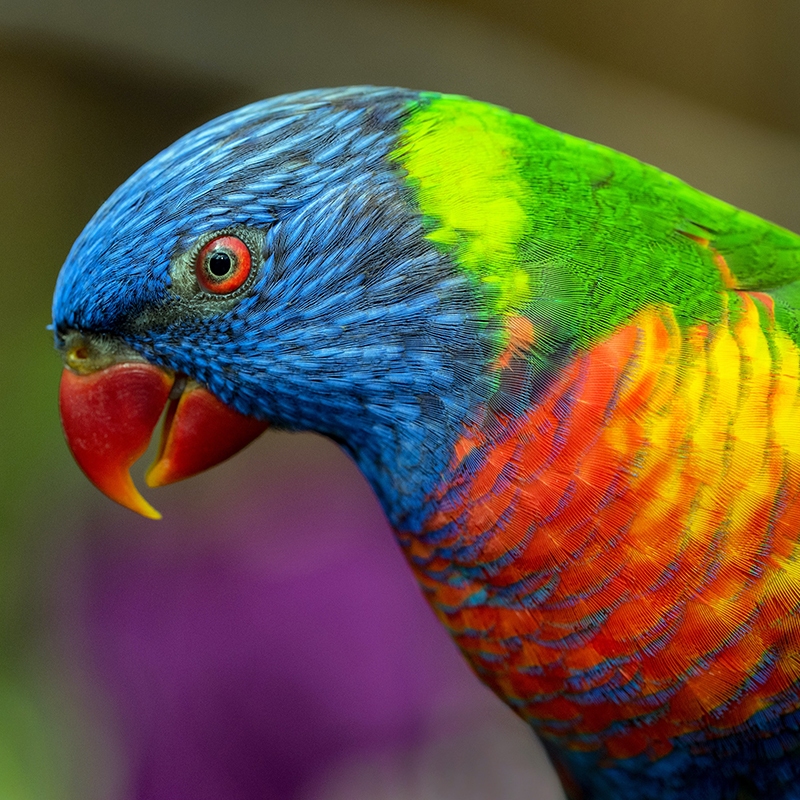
[391,93,800,349]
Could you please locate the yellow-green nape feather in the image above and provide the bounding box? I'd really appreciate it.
[391,95,534,315]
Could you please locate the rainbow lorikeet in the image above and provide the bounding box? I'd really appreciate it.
[52,87,800,799]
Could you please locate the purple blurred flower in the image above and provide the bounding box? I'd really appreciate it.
[64,435,488,800]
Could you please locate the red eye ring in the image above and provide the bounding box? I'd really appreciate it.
[195,235,252,295]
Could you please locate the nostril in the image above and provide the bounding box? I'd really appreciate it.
[65,344,93,372]
[61,331,141,374]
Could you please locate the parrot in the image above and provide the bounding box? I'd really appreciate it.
[52,86,800,800]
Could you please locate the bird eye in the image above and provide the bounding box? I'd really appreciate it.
[196,235,252,294]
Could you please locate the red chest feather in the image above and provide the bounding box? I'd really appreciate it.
[398,296,800,760]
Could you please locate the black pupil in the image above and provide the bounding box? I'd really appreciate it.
[208,251,233,277]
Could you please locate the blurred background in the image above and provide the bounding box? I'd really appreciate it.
[1,1,799,798]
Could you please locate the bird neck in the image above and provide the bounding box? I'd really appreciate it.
[306,347,496,531]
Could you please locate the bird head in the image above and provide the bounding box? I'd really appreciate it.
[53,87,498,523]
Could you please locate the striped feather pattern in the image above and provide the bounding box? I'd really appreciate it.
[400,292,800,762]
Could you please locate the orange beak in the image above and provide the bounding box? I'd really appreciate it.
[59,363,269,519]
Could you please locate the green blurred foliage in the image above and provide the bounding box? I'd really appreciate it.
[0,41,239,799]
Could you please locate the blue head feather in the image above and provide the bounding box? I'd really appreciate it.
[53,87,496,527]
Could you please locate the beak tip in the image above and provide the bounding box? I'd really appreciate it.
[113,481,163,520]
